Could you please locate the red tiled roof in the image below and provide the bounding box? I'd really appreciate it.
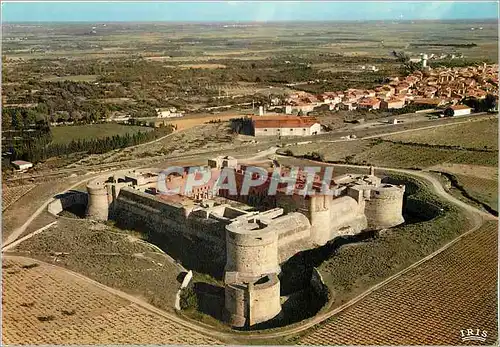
[253,116,319,129]
[12,160,32,166]
[358,98,380,106]
[450,104,472,110]
[412,98,443,105]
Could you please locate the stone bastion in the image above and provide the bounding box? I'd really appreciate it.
[77,163,406,328]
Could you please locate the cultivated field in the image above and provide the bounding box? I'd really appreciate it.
[354,141,498,168]
[2,256,222,345]
[297,221,498,345]
[384,118,498,150]
[454,174,498,211]
[4,21,498,61]
[430,163,498,180]
[51,124,152,145]
[42,74,99,82]
[285,139,498,169]
[9,218,184,313]
[2,183,36,211]
[2,176,85,243]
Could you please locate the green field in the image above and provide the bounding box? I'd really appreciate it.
[42,74,99,82]
[284,118,499,169]
[51,123,153,144]
[384,118,498,150]
[454,174,498,212]
[284,139,498,169]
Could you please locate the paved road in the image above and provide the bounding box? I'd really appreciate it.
[7,113,493,183]
[2,145,278,248]
[317,113,493,144]
[317,162,495,221]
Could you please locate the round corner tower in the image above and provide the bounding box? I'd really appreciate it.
[364,184,405,230]
[86,180,110,221]
[224,217,282,327]
[225,220,280,277]
[224,273,281,328]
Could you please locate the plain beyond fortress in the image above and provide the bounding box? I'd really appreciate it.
[85,157,405,328]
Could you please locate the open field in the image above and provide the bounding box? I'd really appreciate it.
[276,169,477,316]
[2,256,222,345]
[430,163,498,180]
[354,141,498,168]
[2,183,36,211]
[2,21,497,128]
[41,74,99,82]
[283,116,499,170]
[51,124,153,145]
[8,218,184,314]
[2,176,86,243]
[297,220,497,345]
[177,63,227,69]
[285,139,498,169]
[384,118,498,150]
[283,117,499,169]
[3,21,498,61]
[453,174,498,212]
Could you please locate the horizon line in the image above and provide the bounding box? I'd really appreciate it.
[3,18,498,23]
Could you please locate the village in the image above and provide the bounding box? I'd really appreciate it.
[283,63,498,115]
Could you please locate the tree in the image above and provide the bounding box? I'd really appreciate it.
[12,111,23,129]
[484,94,497,111]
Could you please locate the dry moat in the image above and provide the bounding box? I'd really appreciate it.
[46,156,445,331]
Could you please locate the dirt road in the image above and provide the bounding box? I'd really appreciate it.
[3,158,493,342]
[3,116,496,342]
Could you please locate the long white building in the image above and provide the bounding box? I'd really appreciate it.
[252,116,321,136]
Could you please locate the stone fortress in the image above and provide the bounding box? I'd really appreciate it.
[85,157,405,328]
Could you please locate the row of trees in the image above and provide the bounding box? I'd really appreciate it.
[10,125,173,163]
[230,117,254,136]
[463,94,498,112]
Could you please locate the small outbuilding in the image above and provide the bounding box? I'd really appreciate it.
[444,105,472,117]
[12,160,33,171]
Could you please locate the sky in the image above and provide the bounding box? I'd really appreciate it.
[1,1,499,23]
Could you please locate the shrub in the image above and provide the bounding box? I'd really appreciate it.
[179,286,198,310]
[37,315,55,322]
[304,151,325,162]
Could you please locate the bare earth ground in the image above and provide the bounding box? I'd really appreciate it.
[2,183,36,211]
[7,218,184,314]
[297,221,498,346]
[2,177,84,243]
[2,256,222,345]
